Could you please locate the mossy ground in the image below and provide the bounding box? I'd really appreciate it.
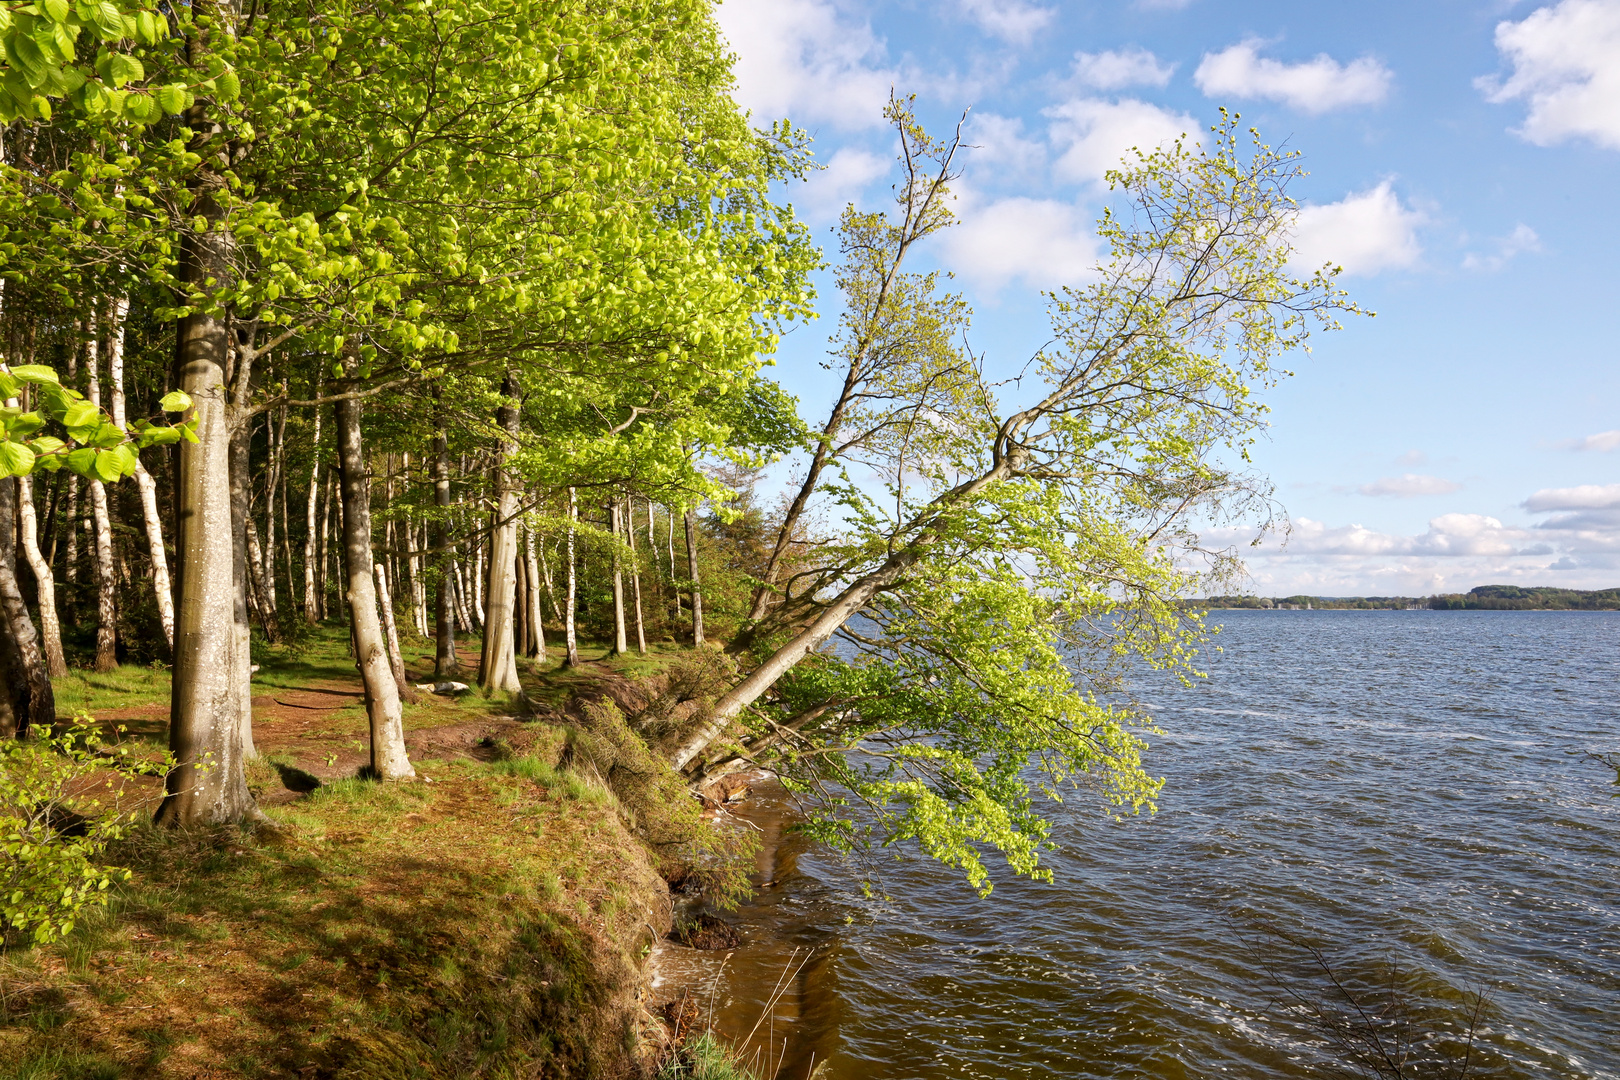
[0,624,700,1080]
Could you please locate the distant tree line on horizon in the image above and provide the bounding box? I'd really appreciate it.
[1194,585,1620,611]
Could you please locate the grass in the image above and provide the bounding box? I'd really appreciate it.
[0,623,731,1079]
[655,1032,761,1080]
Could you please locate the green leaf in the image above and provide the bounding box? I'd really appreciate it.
[90,0,123,40]
[107,50,140,87]
[1,410,45,439]
[9,365,61,385]
[141,426,182,446]
[61,399,100,430]
[27,435,65,456]
[103,442,137,478]
[42,0,72,22]
[158,389,191,413]
[65,446,97,476]
[89,420,125,448]
[0,441,36,478]
[0,373,18,399]
[154,81,184,113]
[215,69,239,102]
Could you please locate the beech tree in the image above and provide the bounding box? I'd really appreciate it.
[675,109,1362,893]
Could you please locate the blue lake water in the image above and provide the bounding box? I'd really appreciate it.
[689,610,1620,1079]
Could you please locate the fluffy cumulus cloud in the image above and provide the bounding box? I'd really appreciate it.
[1044,97,1198,185]
[713,0,893,129]
[1522,483,1620,511]
[1068,47,1177,90]
[938,190,1100,291]
[793,147,891,220]
[1194,39,1393,113]
[1290,181,1425,275]
[958,0,1055,45]
[1461,223,1541,272]
[1478,0,1620,150]
[964,112,1048,179]
[1560,429,1620,452]
[1357,474,1463,498]
[1208,484,1620,594]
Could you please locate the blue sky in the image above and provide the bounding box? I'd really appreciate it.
[714,0,1620,596]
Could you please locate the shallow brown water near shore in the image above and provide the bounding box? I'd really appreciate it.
[659,611,1620,1079]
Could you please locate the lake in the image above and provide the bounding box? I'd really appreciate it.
[654,610,1620,1079]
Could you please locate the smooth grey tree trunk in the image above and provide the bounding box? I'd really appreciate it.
[564,487,580,667]
[16,474,66,676]
[228,399,258,760]
[84,324,119,672]
[374,562,414,703]
[156,180,258,825]
[0,478,53,739]
[627,497,646,654]
[524,524,545,660]
[478,374,523,696]
[107,297,175,649]
[684,507,704,647]
[432,430,457,677]
[334,374,415,781]
[303,374,323,624]
[610,499,628,655]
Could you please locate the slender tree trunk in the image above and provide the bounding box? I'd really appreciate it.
[0,478,53,739]
[374,563,415,702]
[303,373,324,624]
[317,469,333,621]
[107,297,175,648]
[156,172,257,825]
[432,430,457,677]
[610,500,628,655]
[684,507,704,647]
[478,373,523,696]
[564,487,579,667]
[334,356,414,781]
[669,504,680,619]
[264,405,285,612]
[85,323,119,672]
[627,497,646,654]
[16,474,66,676]
[226,361,258,761]
[524,524,545,660]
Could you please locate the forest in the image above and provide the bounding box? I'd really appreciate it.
[1196,586,1620,610]
[0,0,1357,1074]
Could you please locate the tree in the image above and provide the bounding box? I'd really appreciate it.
[675,109,1361,893]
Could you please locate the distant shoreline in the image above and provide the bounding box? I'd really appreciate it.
[1189,585,1620,612]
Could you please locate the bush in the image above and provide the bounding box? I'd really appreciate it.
[0,718,165,946]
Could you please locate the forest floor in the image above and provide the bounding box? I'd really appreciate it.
[0,625,700,1080]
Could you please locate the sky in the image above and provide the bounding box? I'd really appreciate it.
[710,0,1620,597]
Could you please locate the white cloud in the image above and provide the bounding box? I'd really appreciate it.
[1069,47,1177,90]
[714,0,894,129]
[1290,181,1425,276]
[1194,38,1393,113]
[1560,429,1620,452]
[959,0,1055,45]
[796,147,890,220]
[1477,0,1620,150]
[940,189,1099,291]
[1357,474,1463,498]
[1461,223,1542,272]
[1044,97,1198,186]
[1523,483,1620,511]
[964,112,1047,179]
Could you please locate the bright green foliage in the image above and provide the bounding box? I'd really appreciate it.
[0,717,168,944]
[0,360,191,479]
[740,115,1361,895]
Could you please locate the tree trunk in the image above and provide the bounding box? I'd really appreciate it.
[669,503,680,618]
[156,176,258,826]
[84,323,119,672]
[16,474,66,676]
[228,405,259,761]
[432,430,457,677]
[0,478,53,739]
[478,373,523,696]
[302,373,324,623]
[524,524,545,660]
[627,497,646,654]
[263,405,285,613]
[610,499,628,655]
[684,507,704,647]
[374,562,415,702]
[334,367,415,781]
[107,296,175,649]
[564,487,580,667]
[317,468,333,621]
